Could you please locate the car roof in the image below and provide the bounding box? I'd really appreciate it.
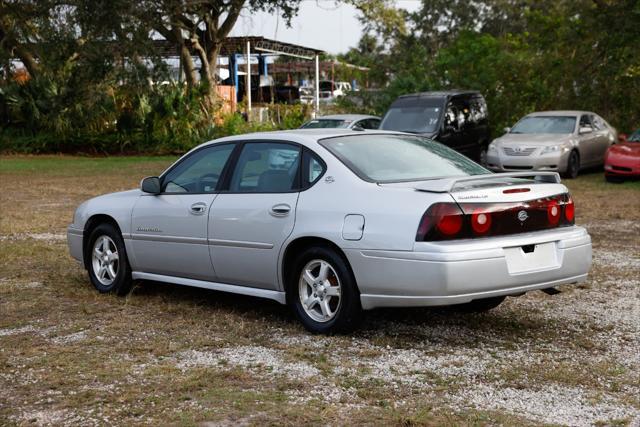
[311,114,380,121]
[526,110,595,117]
[206,129,407,148]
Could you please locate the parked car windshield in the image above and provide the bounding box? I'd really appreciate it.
[510,116,576,134]
[301,119,349,129]
[380,106,442,133]
[319,134,488,183]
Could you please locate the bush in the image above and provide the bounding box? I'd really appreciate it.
[0,79,312,155]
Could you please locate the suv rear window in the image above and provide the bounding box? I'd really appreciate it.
[380,97,444,133]
[319,134,488,183]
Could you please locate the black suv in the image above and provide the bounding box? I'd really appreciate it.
[380,91,490,163]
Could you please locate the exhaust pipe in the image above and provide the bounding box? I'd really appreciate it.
[541,287,561,295]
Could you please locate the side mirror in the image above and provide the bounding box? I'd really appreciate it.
[618,133,627,143]
[503,127,511,134]
[579,126,593,134]
[141,176,161,194]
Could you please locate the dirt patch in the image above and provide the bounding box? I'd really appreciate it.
[176,346,320,380]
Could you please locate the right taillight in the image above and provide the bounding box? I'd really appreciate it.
[416,193,575,241]
[564,196,575,223]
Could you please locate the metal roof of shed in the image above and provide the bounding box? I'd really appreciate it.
[152,36,323,59]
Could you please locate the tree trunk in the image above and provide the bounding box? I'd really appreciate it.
[179,42,196,87]
[11,44,39,78]
[0,25,39,78]
[192,38,217,106]
[206,47,220,105]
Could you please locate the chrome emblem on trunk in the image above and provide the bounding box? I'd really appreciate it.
[517,210,529,222]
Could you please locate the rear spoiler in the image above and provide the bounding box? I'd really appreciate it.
[414,172,561,193]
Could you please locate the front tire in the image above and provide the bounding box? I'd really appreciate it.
[563,150,580,179]
[289,246,361,334]
[86,223,132,295]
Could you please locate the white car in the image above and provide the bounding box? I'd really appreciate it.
[67,130,592,333]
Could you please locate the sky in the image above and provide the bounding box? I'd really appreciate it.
[231,0,421,54]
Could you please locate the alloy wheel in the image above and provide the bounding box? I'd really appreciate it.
[91,235,119,286]
[298,259,342,322]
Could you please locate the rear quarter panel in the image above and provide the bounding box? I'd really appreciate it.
[290,161,453,251]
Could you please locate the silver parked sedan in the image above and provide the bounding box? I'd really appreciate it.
[486,111,617,178]
[68,130,592,333]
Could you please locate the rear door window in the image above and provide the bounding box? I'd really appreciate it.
[446,96,472,131]
[580,114,593,128]
[591,115,605,130]
[228,142,301,193]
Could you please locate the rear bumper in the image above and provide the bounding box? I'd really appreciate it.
[67,225,84,265]
[346,226,591,309]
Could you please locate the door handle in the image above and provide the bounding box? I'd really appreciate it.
[189,202,208,215]
[270,203,291,217]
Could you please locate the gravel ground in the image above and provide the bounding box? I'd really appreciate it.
[1,158,638,426]
[81,218,636,425]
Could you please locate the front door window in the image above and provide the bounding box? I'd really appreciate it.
[162,144,235,193]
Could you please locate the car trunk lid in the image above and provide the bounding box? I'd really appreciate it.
[381,173,575,241]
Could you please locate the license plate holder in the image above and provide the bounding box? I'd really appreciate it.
[504,242,559,274]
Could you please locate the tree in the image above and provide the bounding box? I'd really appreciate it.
[147,0,300,105]
[344,0,640,131]
[0,0,57,78]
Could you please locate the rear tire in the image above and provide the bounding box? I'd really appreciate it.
[452,296,506,313]
[289,246,361,334]
[563,150,580,179]
[86,223,132,296]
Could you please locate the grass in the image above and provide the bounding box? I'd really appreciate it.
[0,155,639,425]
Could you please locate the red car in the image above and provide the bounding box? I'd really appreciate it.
[604,129,640,181]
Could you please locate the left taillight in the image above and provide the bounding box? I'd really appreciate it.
[416,193,575,242]
[416,203,464,241]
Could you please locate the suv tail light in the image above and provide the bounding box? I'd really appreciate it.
[416,193,575,241]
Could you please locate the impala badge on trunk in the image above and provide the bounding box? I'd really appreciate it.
[517,210,529,222]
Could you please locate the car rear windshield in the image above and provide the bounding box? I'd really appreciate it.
[510,116,576,134]
[628,130,640,142]
[319,134,488,183]
[301,119,349,129]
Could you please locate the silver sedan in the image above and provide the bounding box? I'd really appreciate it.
[68,130,592,333]
[486,111,616,178]
[300,114,380,130]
